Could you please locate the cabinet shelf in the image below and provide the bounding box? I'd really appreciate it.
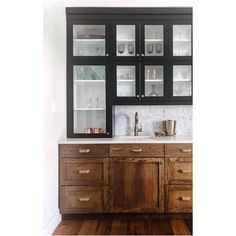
[173,39,191,42]
[145,79,163,82]
[74,108,106,111]
[74,39,105,42]
[117,39,135,42]
[74,80,105,83]
[117,80,135,82]
[145,39,163,42]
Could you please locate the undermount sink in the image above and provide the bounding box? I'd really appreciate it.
[116,135,153,140]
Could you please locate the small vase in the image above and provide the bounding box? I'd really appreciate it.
[149,85,158,97]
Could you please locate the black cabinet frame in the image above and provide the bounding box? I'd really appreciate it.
[66,8,192,137]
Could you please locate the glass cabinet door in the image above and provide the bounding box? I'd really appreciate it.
[73,25,106,56]
[116,25,136,56]
[144,25,164,56]
[116,66,136,97]
[173,65,192,96]
[144,65,164,97]
[73,65,106,134]
[173,25,192,56]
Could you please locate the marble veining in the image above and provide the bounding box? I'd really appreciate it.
[114,105,192,136]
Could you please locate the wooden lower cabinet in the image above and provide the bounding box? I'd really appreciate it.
[110,157,164,212]
[59,143,192,214]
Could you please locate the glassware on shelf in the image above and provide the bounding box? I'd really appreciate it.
[149,85,158,97]
[147,44,154,54]
[156,43,162,54]
[128,44,134,54]
[118,44,124,54]
[152,68,157,80]
[86,97,92,108]
[146,68,150,80]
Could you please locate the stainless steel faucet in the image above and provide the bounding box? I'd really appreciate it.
[134,112,142,136]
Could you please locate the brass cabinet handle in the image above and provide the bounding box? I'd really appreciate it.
[131,148,142,153]
[78,169,90,174]
[181,149,192,153]
[79,197,90,202]
[178,169,192,174]
[79,149,90,153]
[179,196,191,201]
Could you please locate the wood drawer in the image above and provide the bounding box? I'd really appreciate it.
[166,185,192,213]
[110,144,164,157]
[167,158,192,184]
[60,186,109,213]
[60,158,108,186]
[60,144,109,158]
[165,144,192,158]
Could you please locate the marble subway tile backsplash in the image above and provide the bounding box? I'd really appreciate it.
[114,105,192,136]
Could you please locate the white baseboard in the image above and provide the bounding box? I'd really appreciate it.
[43,209,61,236]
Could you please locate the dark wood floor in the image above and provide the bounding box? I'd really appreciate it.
[53,218,192,235]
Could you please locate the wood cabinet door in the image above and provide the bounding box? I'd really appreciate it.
[110,157,164,212]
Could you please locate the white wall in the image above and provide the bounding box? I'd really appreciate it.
[43,0,66,234]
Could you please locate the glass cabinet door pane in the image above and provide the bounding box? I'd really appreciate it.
[73,65,106,133]
[117,66,136,96]
[73,25,105,56]
[116,25,135,56]
[173,65,192,96]
[145,66,164,97]
[145,25,163,56]
[173,25,191,56]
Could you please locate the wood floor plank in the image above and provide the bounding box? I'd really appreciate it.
[78,220,98,235]
[110,219,127,235]
[95,219,112,235]
[184,218,192,235]
[127,219,145,235]
[170,219,191,235]
[145,219,173,235]
[53,220,83,235]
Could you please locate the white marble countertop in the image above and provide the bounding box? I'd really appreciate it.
[58,135,192,144]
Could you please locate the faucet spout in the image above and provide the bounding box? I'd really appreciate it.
[134,112,142,136]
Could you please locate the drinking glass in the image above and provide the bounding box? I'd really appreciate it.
[118,44,124,54]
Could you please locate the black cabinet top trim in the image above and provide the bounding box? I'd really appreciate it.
[66,7,192,15]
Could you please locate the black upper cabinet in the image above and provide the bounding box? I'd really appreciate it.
[66,8,192,137]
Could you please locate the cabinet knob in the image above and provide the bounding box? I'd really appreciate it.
[79,149,90,153]
[106,132,110,135]
[136,53,140,57]
[178,169,191,174]
[79,197,90,202]
[181,149,192,153]
[141,53,145,57]
[179,196,191,201]
[106,53,109,56]
[131,148,142,153]
[78,169,90,174]
[136,95,140,98]
[141,94,145,98]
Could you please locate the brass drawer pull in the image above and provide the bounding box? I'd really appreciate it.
[79,197,90,202]
[79,149,90,153]
[181,149,192,153]
[178,169,192,174]
[131,148,142,153]
[179,196,191,201]
[78,169,90,174]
